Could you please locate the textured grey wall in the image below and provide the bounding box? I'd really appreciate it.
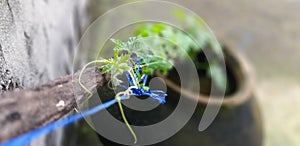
[0,0,89,145]
[0,0,88,93]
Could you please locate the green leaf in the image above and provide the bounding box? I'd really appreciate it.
[111,39,125,50]
[99,64,113,74]
[118,54,130,64]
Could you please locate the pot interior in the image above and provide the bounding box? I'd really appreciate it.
[166,47,239,98]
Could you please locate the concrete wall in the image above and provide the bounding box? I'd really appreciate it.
[0,0,88,93]
[0,0,89,145]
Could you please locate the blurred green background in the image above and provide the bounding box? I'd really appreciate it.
[168,1,300,146]
[87,0,300,145]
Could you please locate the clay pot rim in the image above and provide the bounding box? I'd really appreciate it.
[157,43,255,107]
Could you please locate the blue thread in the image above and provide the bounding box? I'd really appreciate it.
[130,88,167,104]
[125,58,167,104]
[135,59,140,79]
[125,73,134,86]
[139,91,166,104]
[1,96,128,146]
[141,75,148,90]
[149,90,167,94]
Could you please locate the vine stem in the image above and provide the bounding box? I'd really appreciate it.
[78,59,107,102]
[117,99,138,144]
[140,61,166,68]
[115,86,138,144]
[78,59,138,144]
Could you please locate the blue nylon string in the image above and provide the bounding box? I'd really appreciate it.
[125,73,134,86]
[142,75,148,90]
[135,59,140,79]
[1,96,127,146]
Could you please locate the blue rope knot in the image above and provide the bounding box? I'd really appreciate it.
[123,58,168,104]
[130,87,167,104]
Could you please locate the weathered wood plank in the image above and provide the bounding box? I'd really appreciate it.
[0,67,106,142]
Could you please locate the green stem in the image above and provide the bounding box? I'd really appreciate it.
[140,62,159,67]
[117,99,138,144]
[78,59,138,144]
[78,60,107,104]
[129,69,139,87]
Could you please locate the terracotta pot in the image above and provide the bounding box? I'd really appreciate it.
[154,45,263,146]
[96,44,263,146]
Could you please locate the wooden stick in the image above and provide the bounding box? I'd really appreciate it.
[0,67,106,142]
